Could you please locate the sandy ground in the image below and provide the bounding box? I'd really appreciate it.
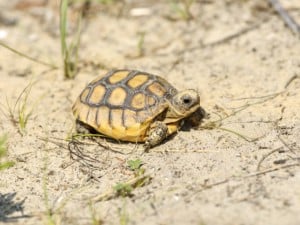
[1,0,300,225]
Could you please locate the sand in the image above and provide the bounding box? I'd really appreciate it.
[1,1,300,224]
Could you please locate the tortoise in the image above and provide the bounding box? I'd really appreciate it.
[72,69,202,149]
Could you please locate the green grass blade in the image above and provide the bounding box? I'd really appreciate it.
[60,0,82,79]
[0,134,14,171]
[0,134,8,158]
[60,0,68,58]
[0,161,15,170]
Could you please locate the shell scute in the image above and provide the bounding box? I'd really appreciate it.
[86,107,98,128]
[88,84,106,105]
[127,74,149,88]
[80,87,90,102]
[110,109,124,129]
[131,93,146,109]
[147,82,166,97]
[123,109,138,128]
[96,106,111,131]
[108,87,127,106]
[108,70,130,84]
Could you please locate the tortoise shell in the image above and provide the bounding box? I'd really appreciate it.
[72,69,199,143]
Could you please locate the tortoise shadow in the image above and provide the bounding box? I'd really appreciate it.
[180,106,207,131]
[0,192,30,223]
[158,106,207,146]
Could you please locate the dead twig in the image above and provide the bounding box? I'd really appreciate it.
[204,22,263,47]
[246,163,300,178]
[180,18,268,55]
[269,0,300,35]
[195,162,300,194]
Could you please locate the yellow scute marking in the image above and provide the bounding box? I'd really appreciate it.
[80,88,90,102]
[127,74,148,88]
[89,85,105,104]
[110,109,149,142]
[148,82,166,97]
[96,106,111,133]
[109,71,129,83]
[136,110,152,123]
[110,109,123,129]
[146,96,156,106]
[123,124,148,142]
[108,87,127,106]
[86,107,98,128]
[77,104,89,123]
[72,99,86,121]
[110,109,127,139]
[123,109,137,128]
[131,93,146,109]
[118,109,148,142]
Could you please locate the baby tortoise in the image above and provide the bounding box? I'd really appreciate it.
[72,70,202,150]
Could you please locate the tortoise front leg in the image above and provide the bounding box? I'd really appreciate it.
[144,121,168,151]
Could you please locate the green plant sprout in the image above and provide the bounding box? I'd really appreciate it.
[92,163,152,202]
[0,134,14,171]
[170,0,195,21]
[60,0,83,79]
[88,201,104,225]
[127,159,142,171]
[5,82,43,135]
[127,158,144,177]
[111,159,147,198]
[137,32,145,57]
[118,200,129,225]
[113,183,133,197]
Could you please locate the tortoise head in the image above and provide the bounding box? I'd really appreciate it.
[167,89,200,120]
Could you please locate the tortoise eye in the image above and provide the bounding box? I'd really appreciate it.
[182,96,192,105]
[183,98,191,104]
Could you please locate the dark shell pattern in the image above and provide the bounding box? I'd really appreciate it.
[73,70,178,130]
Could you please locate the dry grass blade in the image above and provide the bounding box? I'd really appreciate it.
[218,127,264,142]
[66,134,141,171]
[69,133,142,154]
[256,147,285,171]
[68,138,105,169]
[246,163,300,178]
[0,41,58,69]
[284,75,300,88]
[199,91,284,142]
[193,163,300,196]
